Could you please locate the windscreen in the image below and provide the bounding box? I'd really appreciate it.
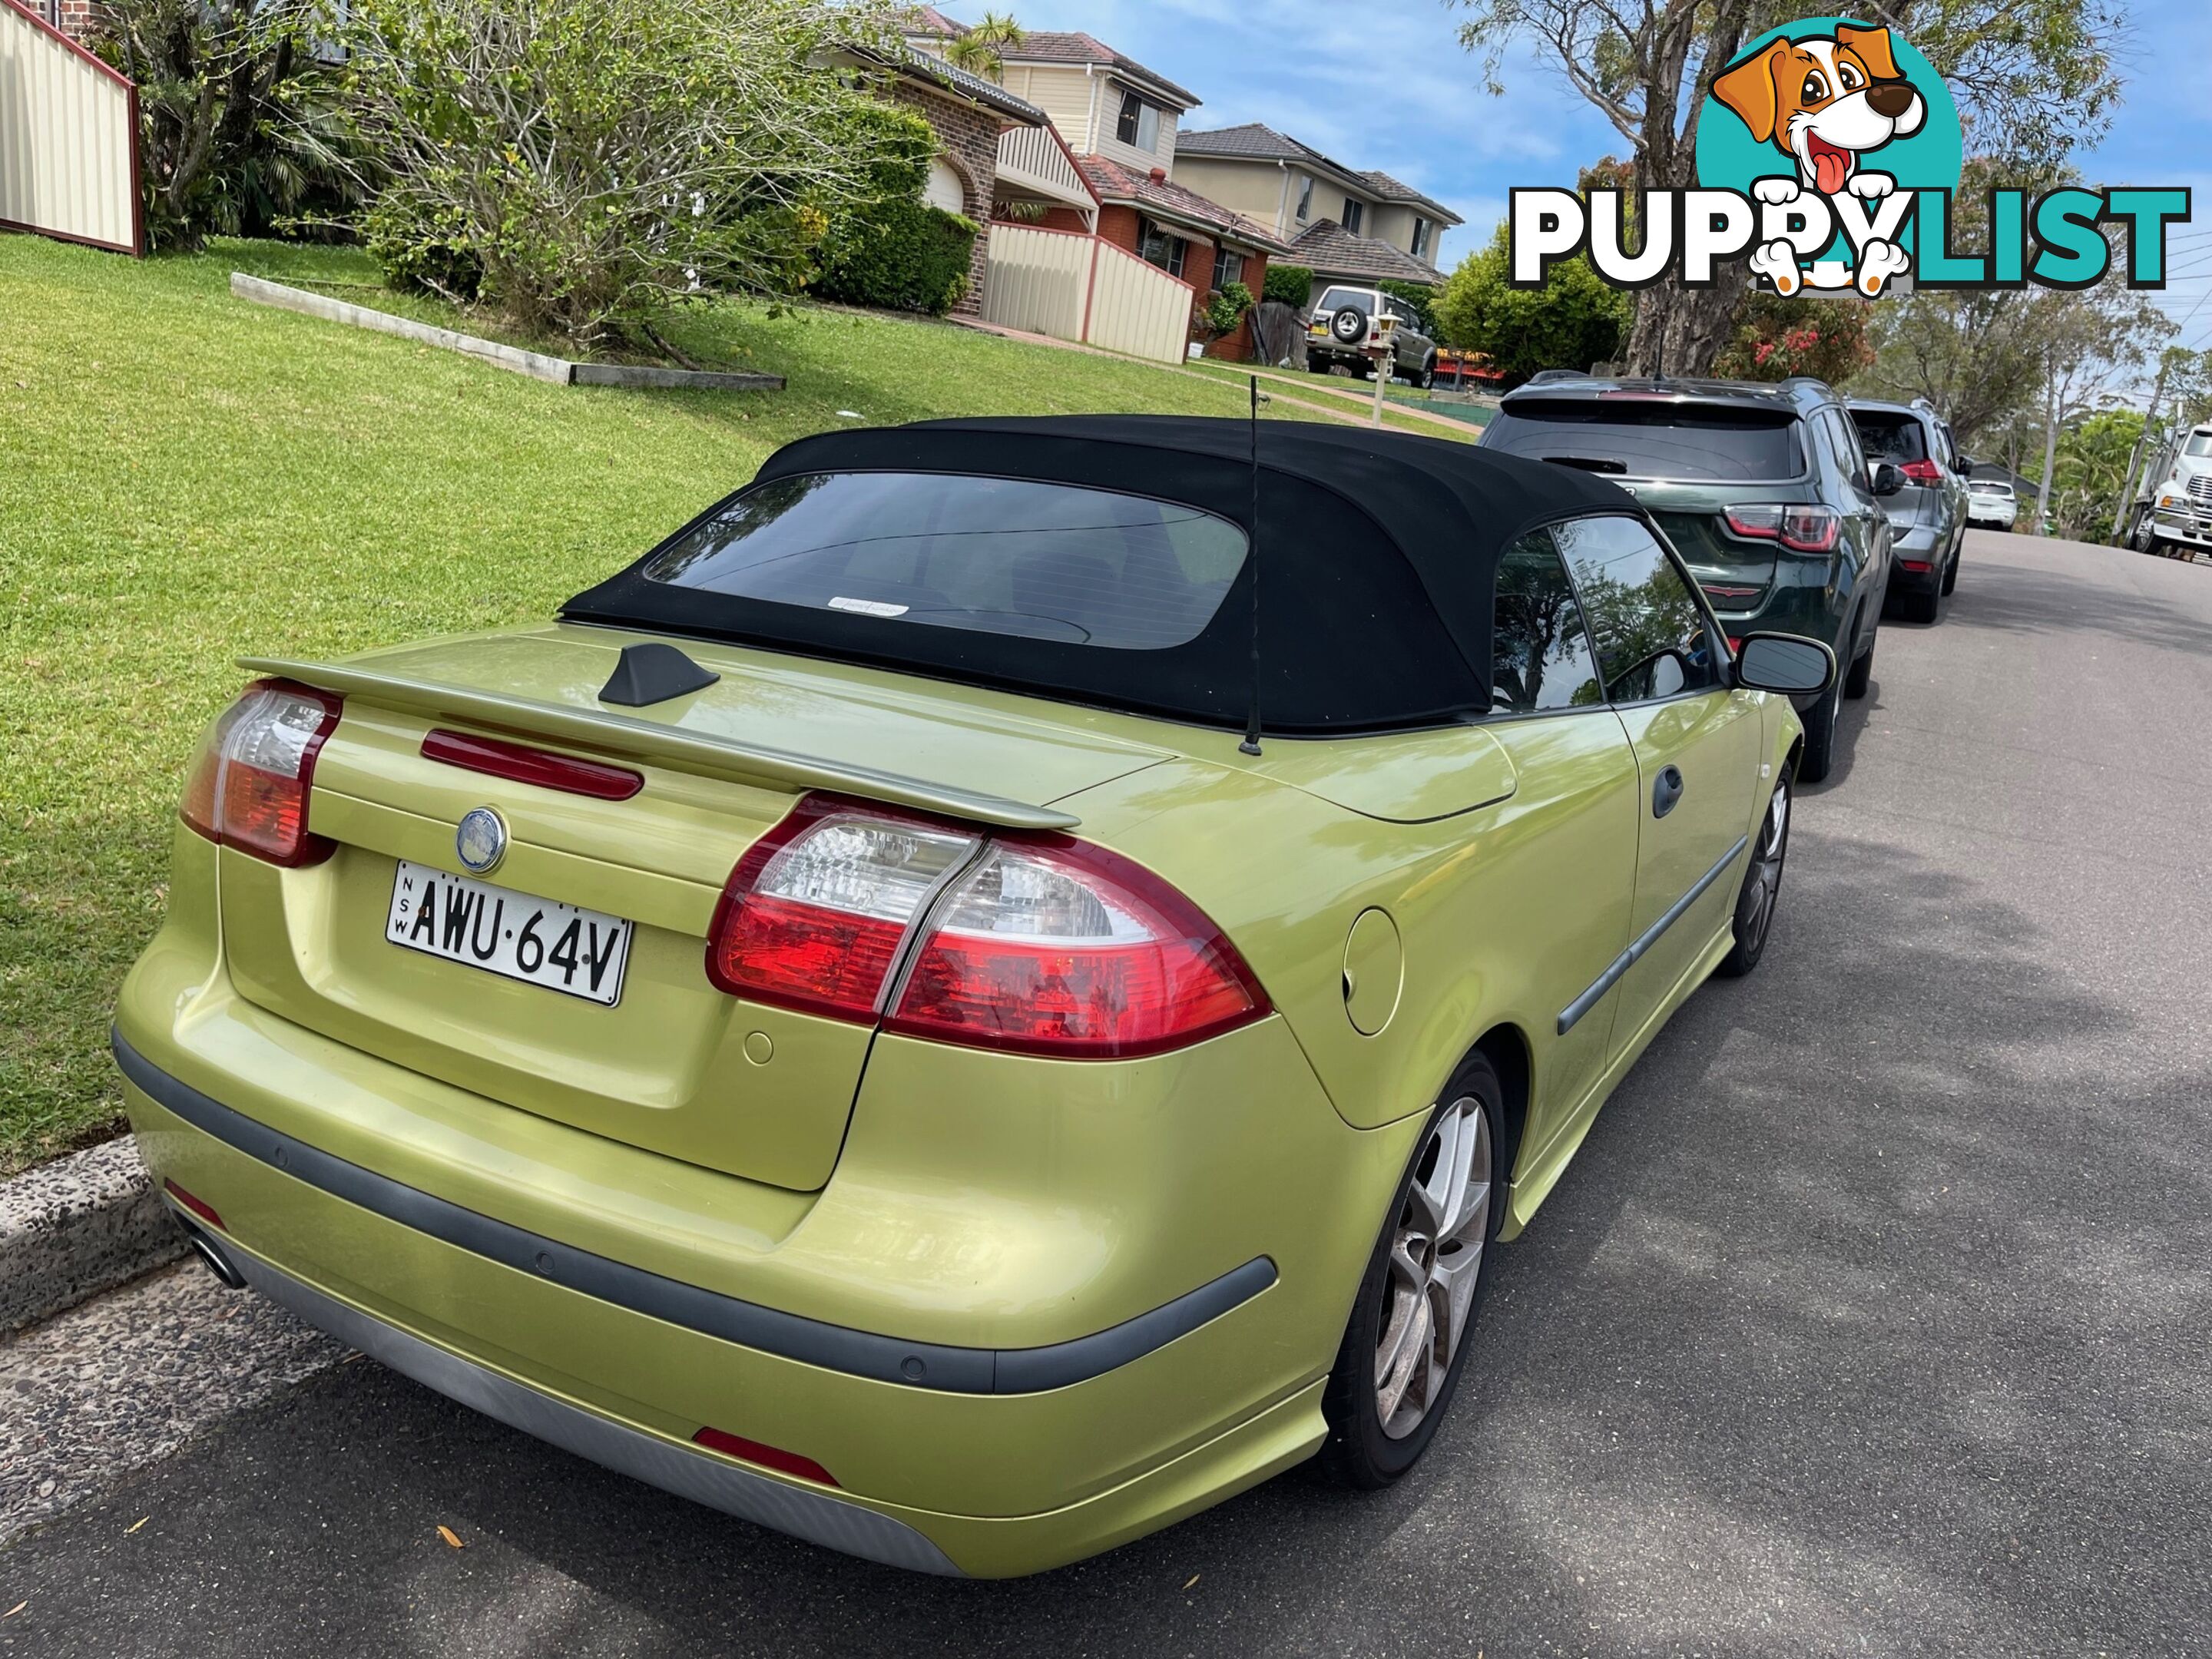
[1485,399,1806,482]
[642,472,1247,651]
[1852,410,1928,465]
[2186,432,2212,458]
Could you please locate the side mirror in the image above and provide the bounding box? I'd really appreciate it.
[1734,633,1836,697]
[1955,455,1976,472]
[1871,462,1906,496]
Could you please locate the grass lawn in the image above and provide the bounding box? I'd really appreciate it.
[0,232,1356,1173]
[1177,355,1481,442]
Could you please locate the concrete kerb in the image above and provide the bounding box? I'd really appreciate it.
[228,274,786,392]
[1,1137,184,1334]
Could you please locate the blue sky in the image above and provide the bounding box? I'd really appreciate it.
[1008,0,2212,348]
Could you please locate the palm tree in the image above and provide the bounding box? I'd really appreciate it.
[946,12,1024,82]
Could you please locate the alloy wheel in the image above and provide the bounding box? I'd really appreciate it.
[1373,1098,1492,1439]
[1740,779,1790,956]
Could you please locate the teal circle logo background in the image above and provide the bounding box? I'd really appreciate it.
[1695,18,1962,257]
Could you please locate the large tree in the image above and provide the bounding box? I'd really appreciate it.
[1432,222,1630,382]
[1447,0,2126,376]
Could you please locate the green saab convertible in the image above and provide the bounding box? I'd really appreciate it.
[114,416,1831,1577]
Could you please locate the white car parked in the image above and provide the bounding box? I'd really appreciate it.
[1967,477,2018,531]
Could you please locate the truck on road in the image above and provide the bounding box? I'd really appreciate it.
[2123,423,2212,561]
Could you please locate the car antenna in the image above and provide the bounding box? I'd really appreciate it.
[1240,373,1265,757]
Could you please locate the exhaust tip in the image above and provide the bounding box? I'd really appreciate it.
[180,1222,247,1290]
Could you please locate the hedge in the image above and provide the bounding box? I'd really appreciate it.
[813,199,977,316]
[1263,263,1314,307]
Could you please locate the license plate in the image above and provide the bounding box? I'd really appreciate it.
[386,861,633,1006]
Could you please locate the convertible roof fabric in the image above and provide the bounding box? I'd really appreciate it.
[561,415,1641,736]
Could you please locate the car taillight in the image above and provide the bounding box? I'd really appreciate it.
[1898,459,1942,484]
[888,838,1268,1058]
[705,799,981,1022]
[1722,503,1841,554]
[179,679,343,866]
[706,796,1270,1058]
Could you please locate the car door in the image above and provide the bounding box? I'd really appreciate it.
[1479,529,1642,1162]
[1554,513,1762,1058]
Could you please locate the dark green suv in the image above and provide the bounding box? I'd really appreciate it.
[1479,374,1899,781]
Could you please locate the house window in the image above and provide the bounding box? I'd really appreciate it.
[1115,91,1161,152]
[1412,216,1432,259]
[1294,175,1313,223]
[1217,250,1244,290]
[1343,198,1365,235]
[1137,219,1187,280]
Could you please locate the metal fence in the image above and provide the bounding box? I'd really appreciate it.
[0,0,140,255]
[979,222,1194,366]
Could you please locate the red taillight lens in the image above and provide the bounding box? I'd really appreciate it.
[422,729,643,800]
[1899,459,1942,484]
[164,1178,225,1231]
[706,796,1270,1058]
[887,839,1269,1059]
[178,680,343,866]
[1722,503,1839,553]
[705,799,980,1022]
[691,1427,838,1486]
[1899,558,1933,573]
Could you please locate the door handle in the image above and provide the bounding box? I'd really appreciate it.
[1652,764,1684,819]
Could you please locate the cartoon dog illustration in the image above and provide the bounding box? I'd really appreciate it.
[1712,24,1926,202]
[1712,24,1927,296]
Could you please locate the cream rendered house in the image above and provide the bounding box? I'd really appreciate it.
[1174,124,1462,302]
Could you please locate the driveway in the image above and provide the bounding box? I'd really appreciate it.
[4,531,2210,1657]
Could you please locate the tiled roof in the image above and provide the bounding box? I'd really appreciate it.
[1289,220,1446,285]
[851,41,1049,126]
[1075,156,1290,254]
[994,32,1200,109]
[1356,170,1460,224]
[1179,124,1463,226]
[901,6,965,37]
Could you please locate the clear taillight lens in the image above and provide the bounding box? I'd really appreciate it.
[179,680,343,866]
[887,839,1268,1058]
[1722,503,1841,554]
[705,800,979,1022]
[706,798,1270,1058]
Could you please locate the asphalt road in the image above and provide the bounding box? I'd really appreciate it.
[6,531,2210,1657]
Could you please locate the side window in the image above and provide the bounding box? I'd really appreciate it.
[1552,515,1724,704]
[1826,409,1871,490]
[1492,530,1604,714]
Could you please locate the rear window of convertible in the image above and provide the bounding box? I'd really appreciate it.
[642,472,1247,651]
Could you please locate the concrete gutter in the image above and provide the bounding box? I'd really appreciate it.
[229,273,786,392]
[1,1138,184,1334]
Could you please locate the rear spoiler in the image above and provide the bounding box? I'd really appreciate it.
[240,657,1082,832]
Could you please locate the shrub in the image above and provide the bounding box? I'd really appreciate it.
[1377,279,1438,336]
[813,200,978,315]
[94,0,359,251]
[1199,281,1254,337]
[334,0,922,346]
[1263,263,1314,307]
[1432,223,1628,384]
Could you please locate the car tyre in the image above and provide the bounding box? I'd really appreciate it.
[1941,541,1960,596]
[1843,620,1876,695]
[1797,667,1843,783]
[1308,356,1333,375]
[1897,584,1939,624]
[1317,1061,1505,1490]
[1717,774,1792,979]
[1414,356,1435,391]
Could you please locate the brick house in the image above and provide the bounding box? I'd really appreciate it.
[1067,157,1283,360]
[843,43,1068,316]
[903,15,1285,359]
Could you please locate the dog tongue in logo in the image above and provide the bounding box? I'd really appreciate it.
[1807,134,1851,195]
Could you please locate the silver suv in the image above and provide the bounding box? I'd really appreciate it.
[1849,398,1969,623]
[1304,285,1438,389]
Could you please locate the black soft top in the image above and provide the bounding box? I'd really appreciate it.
[562,415,1642,737]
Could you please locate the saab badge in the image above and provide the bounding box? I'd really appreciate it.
[455,806,508,875]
